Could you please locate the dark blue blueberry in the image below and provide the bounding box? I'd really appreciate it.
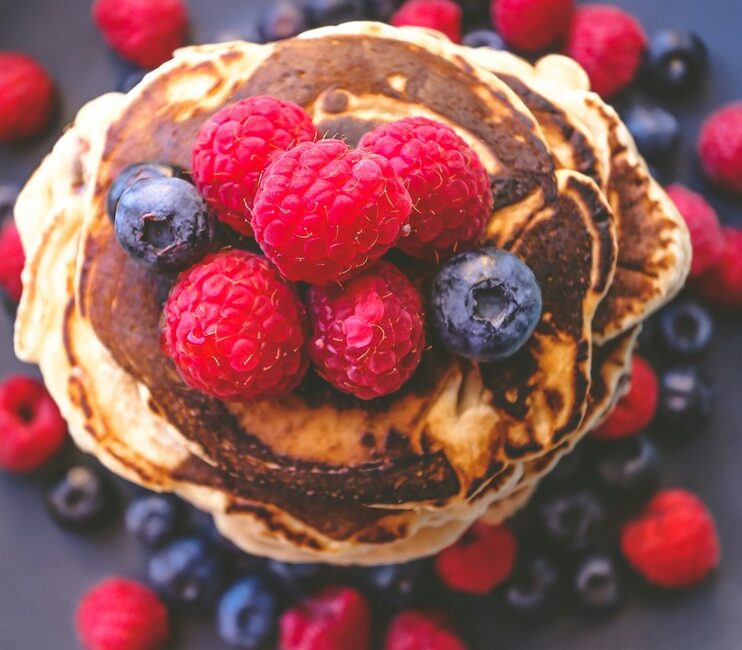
[538,490,605,553]
[503,556,561,620]
[217,576,278,649]
[364,560,434,609]
[107,162,185,221]
[0,185,19,223]
[148,536,227,611]
[657,365,715,435]
[462,29,505,49]
[643,29,708,96]
[431,248,542,362]
[268,561,325,599]
[363,0,402,20]
[594,434,662,502]
[45,465,117,531]
[125,494,183,547]
[117,68,148,94]
[115,177,215,272]
[658,299,714,358]
[623,106,680,163]
[304,0,368,26]
[258,2,308,42]
[573,553,623,615]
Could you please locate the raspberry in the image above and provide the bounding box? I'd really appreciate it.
[359,117,492,260]
[385,610,466,650]
[592,354,658,440]
[0,52,54,142]
[692,228,742,311]
[162,249,309,401]
[308,261,425,400]
[665,184,724,278]
[76,577,170,650]
[192,97,318,236]
[279,586,371,650]
[564,4,647,98]
[0,219,25,302]
[492,0,575,52]
[0,376,66,473]
[434,522,517,594]
[390,0,463,43]
[621,489,720,588]
[253,139,412,285]
[698,103,742,195]
[92,0,188,68]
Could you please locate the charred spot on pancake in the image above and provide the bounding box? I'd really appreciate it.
[321,89,349,113]
[68,375,94,421]
[62,298,78,367]
[481,343,539,420]
[360,432,376,448]
[545,389,564,414]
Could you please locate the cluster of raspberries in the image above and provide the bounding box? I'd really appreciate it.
[164,96,493,402]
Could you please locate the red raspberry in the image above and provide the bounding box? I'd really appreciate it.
[665,184,724,278]
[564,4,647,98]
[308,261,425,400]
[162,249,309,401]
[390,0,463,43]
[692,228,742,311]
[621,489,720,588]
[385,610,466,650]
[92,0,188,68]
[253,139,412,285]
[698,103,742,195]
[76,577,169,650]
[0,52,54,142]
[592,354,658,440]
[0,376,66,473]
[279,586,371,650]
[492,0,574,52]
[434,522,517,594]
[0,220,25,302]
[359,117,492,260]
[192,97,318,237]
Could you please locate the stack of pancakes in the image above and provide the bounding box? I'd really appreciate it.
[14,22,691,564]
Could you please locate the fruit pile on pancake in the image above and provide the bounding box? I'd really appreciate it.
[14,22,690,564]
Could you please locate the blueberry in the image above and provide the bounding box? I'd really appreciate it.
[117,68,148,94]
[594,434,662,502]
[643,29,708,96]
[0,185,19,223]
[462,29,505,49]
[658,299,714,358]
[431,248,542,362]
[268,561,324,600]
[107,162,185,221]
[304,0,368,26]
[258,2,308,42]
[503,556,561,620]
[623,106,680,163]
[45,465,117,531]
[572,553,623,615]
[115,177,215,272]
[125,494,183,547]
[217,576,278,649]
[538,491,605,553]
[148,536,227,610]
[364,560,434,609]
[657,365,715,435]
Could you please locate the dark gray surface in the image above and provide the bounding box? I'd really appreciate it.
[0,1,740,648]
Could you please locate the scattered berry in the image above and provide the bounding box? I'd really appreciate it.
[304,0,368,26]
[0,52,54,142]
[191,96,317,236]
[0,376,65,473]
[692,228,742,311]
[384,610,466,650]
[434,522,517,594]
[258,1,308,42]
[492,0,574,52]
[359,116,492,260]
[92,0,189,68]
[642,29,708,96]
[656,365,715,436]
[253,139,411,284]
[125,494,183,547]
[279,586,371,650]
[462,28,505,49]
[162,249,309,401]
[698,103,742,194]
[594,434,662,502]
[390,0,463,43]
[107,162,184,222]
[564,4,647,98]
[430,248,542,362]
[76,577,169,650]
[658,299,714,358]
[621,489,720,588]
[592,354,658,440]
[268,561,325,600]
[217,576,279,649]
[572,553,623,614]
[538,490,605,553]
[623,106,680,164]
[46,465,117,530]
[365,560,435,609]
[503,555,561,620]
[0,219,25,303]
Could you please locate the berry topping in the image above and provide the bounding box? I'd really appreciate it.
[253,139,412,284]
[304,0,368,26]
[656,365,715,436]
[0,219,25,303]
[125,494,183,547]
[538,490,605,554]
[665,184,724,277]
[621,489,720,588]
[503,555,561,620]
[92,0,188,68]
[258,1,308,42]
[191,97,318,236]
[564,4,647,98]
[430,248,542,362]
[0,52,54,142]
[658,299,714,358]
[217,576,279,649]
[572,553,623,614]
[268,561,326,600]
[76,577,169,650]
[279,586,371,650]
[359,116,492,260]
[384,610,466,650]
[0,376,65,473]
[462,28,505,49]
[592,354,658,440]
[594,434,662,502]
[162,249,309,401]
[46,465,117,530]
[642,29,708,96]
[107,162,185,222]
[365,560,435,609]
[390,0,463,43]
[308,261,424,400]
[698,103,742,194]
[692,228,742,310]
[492,0,574,52]
[434,522,517,594]
[623,106,680,164]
